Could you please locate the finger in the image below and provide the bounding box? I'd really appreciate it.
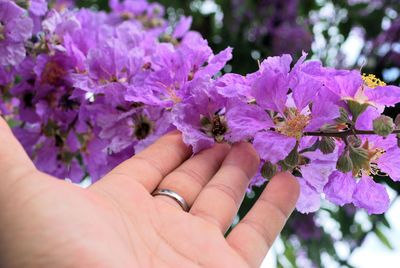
[189,142,259,233]
[0,117,36,190]
[226,173,299,268]
[91,130,192,193]
[153,142,230,210]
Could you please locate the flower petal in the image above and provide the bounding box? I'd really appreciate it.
[253,131,296,163]
[323,171,356,206]
[296,177,321,213]
[352,175,390,215]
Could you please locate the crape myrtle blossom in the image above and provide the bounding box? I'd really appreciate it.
[0,0,33,66]
[171,75,230,153]
[324,134,400,214]
[227,53,339,162]
[2,0,400,215]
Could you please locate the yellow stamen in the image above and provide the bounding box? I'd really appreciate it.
[156,81,182,104]
[362,73,386,89]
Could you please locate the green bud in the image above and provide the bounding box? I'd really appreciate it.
[334,107,350,124]
[318,137,336,154]
[336,150,353,173]
[284,142,299,167]
[394,114,400,127]
[260,161,279,180]
[349,146,369,170]
[278,160,290,172]
[373,115,393,138]
[347,100,369,123]
[348,135,362,148]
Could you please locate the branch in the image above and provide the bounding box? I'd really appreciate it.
[303,129,400,138]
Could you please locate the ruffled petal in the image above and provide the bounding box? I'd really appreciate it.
[323,171,356,206]
[253,131,296,163]
[226,101,273,142]
[296,177,321,213]
[352,175,390,215]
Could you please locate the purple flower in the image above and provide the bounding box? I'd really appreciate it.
[230,54,337,165]
[173,15,192,38]
[324,171,356,206]
[0,0,33,66]
[322,133,397,214]
[352,174,390,215]
[171,76,228,153]
[324,70,400,113]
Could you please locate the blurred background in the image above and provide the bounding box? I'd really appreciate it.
[75,0,400,267]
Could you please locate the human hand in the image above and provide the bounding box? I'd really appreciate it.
[0,116,299,268]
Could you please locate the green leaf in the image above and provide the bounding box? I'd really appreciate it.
[381,216,391,229]
[374,227,394,250]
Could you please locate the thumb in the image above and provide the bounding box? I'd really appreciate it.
[0,116,36,189]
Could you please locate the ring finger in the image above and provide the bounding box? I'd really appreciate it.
[153,142,231,210]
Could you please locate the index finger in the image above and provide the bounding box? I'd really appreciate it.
[92,130,192,193]
[0,117,36,194]
[226,172,300,268]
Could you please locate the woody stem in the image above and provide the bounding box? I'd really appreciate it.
[303,129,400,138]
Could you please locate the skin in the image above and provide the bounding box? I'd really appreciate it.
[0,116,299,268]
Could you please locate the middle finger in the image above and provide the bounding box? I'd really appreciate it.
[153,142,231,210]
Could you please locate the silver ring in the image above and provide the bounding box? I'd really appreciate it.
[152,189,189,212]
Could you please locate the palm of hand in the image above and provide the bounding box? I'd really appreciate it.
[0,118,299,268]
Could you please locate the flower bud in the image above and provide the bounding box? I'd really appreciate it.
[318,137,336,154]
[320,124,339,132]
[336,150,353,173]
[395,116,400,148]
[278,160,290,172]
[348,135,362,148]
[349,146,369,170]
[373,115,393,138]
[346,100,369,122]
[284,142,299,167]
[334,107,350,124]
[394,114,400,127]
[260,161,279,180]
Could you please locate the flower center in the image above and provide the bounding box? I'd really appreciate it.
[200,114,229,142]
[274,108,311,140]
[157,81,182,104]
[41,61,67,85]
[133,114,154,140]
[361,141,387,177]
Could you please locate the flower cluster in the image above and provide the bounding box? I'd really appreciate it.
[1,0,400,215]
